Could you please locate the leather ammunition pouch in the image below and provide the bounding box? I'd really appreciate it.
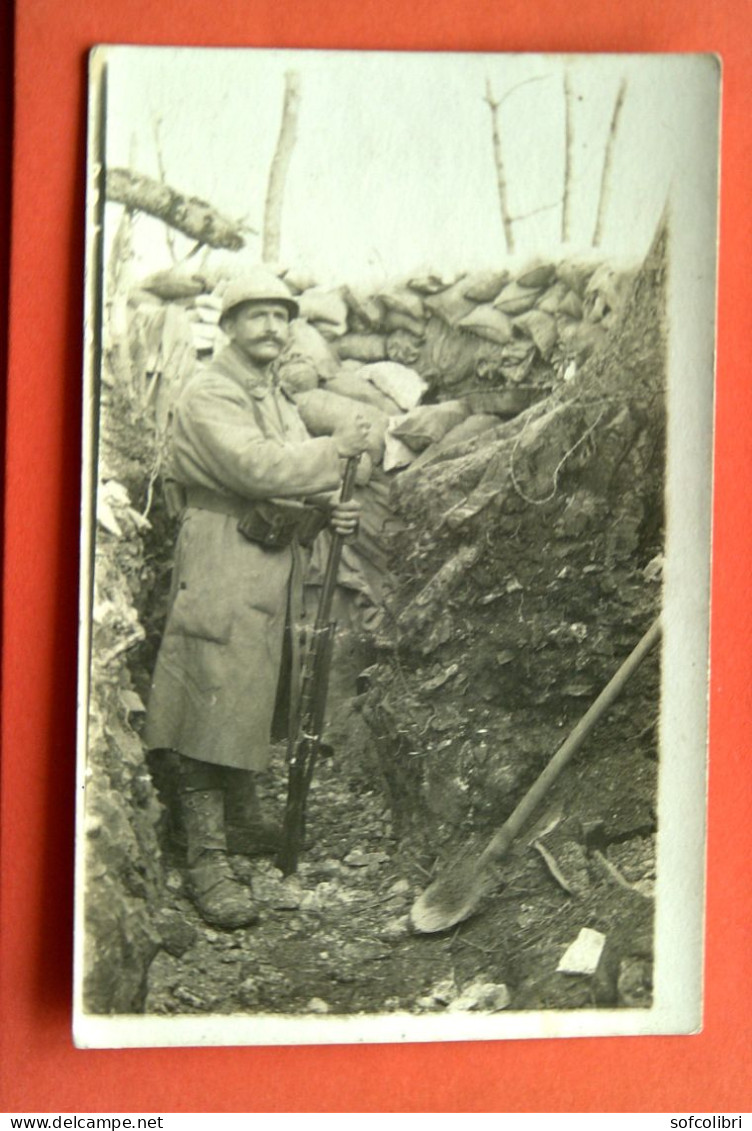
[236,499,328,549]
[184,485,328,550]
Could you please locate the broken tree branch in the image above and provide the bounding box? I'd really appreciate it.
[498,73,552,109]
[263,70,301,263]
[512,198,563,223]
[592,78,628,248]
[106,168,250,251]
[562,71,575,242]
[484,79,515,254]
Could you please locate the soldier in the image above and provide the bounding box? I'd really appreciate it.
[144,268,370,929]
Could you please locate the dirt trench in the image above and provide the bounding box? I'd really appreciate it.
[83,233,665,1019]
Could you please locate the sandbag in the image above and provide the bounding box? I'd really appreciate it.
[555,260,598,297]
[128,287,166,310]
[583,264,634,324]
[299,288,349,338]
[383,308,427,338]
[517,260,557,290]
[498,339,536,382]
[378,286,425,321]
[355,451,374,485]
[418,318,485,387]
[557,319,608,362]
[193,293,222,318]
[386,329,423,366]
[423,279,477,326]
[189,324,220,354]
[295,388,388,463]
[474,340,514,383]
[493,280,542,315]
[391,399,469,451]
[457,304,513,345]
[407,273,454,296]
[140,269,206,301]
[281,319,339,381]
[342,286,386,331]
[275,356,321,394]
[359,361,428,410]
[282,268,318,295]
[335,333,387,363]
[512,309,558,360]
[407,413,501,472]
[557,289,584,320]
[311,320,348,342]
[461,269,509,304]
[339,359,364,376]
[327,371,402,415]
[187,294,222,354]
[383,428,418,472]
[536,280,569,314]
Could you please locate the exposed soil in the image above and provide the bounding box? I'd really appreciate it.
[143,673,657,1017]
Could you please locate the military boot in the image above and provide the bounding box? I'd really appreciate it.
[224,770,284,858]
[181,788,259,930]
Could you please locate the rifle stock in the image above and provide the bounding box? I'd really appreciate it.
[278,457,359,875]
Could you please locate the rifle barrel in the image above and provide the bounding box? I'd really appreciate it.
[278,456,360,874]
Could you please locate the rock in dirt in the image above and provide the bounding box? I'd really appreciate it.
[172,985,207,1010]
[250,867,304,910]
[557,927,607,975]
[447,981,510,1013]
[344,849,390,867]
[306,997,331,1014]
[342,941,392,963]
[155,909,198,957]
[379,915,410,942]
[237,977,261,1008]
[387,878,411,896]
[617,956,653,1007]
[415,977,457,1010]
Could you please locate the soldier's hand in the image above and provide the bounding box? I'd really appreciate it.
[332,414,371,457]
[329,498,361,537]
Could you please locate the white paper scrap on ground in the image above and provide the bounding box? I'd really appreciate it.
[557,928,607,975]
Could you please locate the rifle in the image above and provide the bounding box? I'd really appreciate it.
[278,455,360,875]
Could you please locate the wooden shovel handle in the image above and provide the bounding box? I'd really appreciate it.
[477,615,662,869]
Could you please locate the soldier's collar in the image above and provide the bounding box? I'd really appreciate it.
[216,344,275,399]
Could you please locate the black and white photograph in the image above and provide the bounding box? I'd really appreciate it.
[74,47,718,1047]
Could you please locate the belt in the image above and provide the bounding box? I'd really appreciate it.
[184,485,328,549]
[185,484,248,519]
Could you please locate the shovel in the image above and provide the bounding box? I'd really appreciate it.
[410,615,662,933]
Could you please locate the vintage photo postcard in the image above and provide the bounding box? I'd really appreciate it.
[74,47,719,1048]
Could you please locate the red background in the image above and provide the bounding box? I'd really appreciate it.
[2,0,750,1113]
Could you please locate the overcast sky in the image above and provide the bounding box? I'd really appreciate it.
[101,48,717,289]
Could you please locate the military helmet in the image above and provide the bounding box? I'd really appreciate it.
[220,267,299,322]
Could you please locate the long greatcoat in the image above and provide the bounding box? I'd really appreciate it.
[143,343,342,771]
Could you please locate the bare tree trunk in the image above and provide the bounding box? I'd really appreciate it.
[562,71,575,243]
[106,168,248,250]
[484,79,516,254]
[592,79,628,248]
[263,71,301,264]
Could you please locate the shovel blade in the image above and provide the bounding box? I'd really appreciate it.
[409,859,491,934]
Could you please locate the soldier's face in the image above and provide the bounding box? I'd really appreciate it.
[225,301,291,365]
